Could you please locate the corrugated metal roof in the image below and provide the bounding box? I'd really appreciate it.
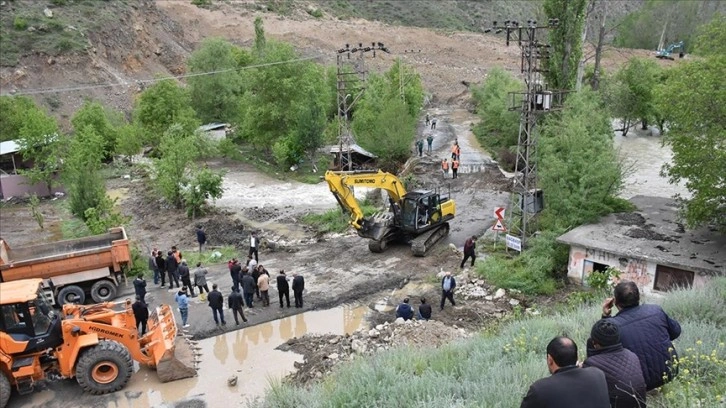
[0,139,21,155]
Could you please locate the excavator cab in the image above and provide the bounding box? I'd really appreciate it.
[400,191,447,233]
[0,280,63,355]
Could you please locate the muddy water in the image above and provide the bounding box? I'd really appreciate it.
[10,305,367,408]
[613,127,689,199]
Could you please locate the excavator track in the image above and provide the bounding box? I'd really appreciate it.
[410,222,450,257]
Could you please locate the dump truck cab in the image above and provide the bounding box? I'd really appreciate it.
[0,279,63,355]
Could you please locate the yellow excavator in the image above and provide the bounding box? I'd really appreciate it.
[0,279,197,407]
[324,170,456,256]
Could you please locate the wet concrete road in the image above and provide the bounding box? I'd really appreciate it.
[8,306,367,408]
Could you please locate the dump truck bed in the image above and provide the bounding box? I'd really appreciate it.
[0,227,131,282]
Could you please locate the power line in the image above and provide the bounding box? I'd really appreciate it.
[2,55,320,97]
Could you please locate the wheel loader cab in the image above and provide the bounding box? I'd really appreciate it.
[0,281,63,354]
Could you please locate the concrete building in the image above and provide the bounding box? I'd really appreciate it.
[557,196,725,295]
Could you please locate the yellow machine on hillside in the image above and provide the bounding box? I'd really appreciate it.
[325,170,456,256]
[0,279,196,407]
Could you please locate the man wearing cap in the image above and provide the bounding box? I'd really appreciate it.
[583,319,646,408]
[521,336,610,408]
[601,280,681,390]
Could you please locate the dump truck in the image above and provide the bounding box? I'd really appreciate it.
[0,279,198,408]
[0,227,132,306]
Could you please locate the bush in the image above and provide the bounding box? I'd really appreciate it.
[13,17,28,30]
[471,68,521,161]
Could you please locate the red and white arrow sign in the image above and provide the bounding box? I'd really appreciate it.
[492,219,506,232]
[494,207,505,220]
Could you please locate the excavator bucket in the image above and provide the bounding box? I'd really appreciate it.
[142,305,198,382]
[359,213,393,241]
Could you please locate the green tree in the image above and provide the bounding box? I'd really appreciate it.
[154,124,198,207]
[385,59,424,117]
[17,108,61,195]
[64,124,106,220]
[115,123,144,158]
[692,13,726,56]
[656,55,726,230]
[471,68,521,168]
[538,89,625,230]
[353,96,415,170]
[254,16,266,55]
[187,38,245,123]
[544,0,588,90]
[71,100,119,159]
[602,57,661,135]
[0,96,38,142]
[183,167,224,218]
[134,79,199,146]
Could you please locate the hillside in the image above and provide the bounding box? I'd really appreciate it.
[0,0,671,126]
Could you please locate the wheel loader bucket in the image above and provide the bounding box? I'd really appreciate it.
[142,305,198,383]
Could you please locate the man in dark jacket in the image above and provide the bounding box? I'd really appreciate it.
[583,319,646,408]
[132,295,149,336]
[155,251,166,288]
[292,272,305,308]
[133,274,147,303]
[250,261,261,300]
[178,260,195,297]
[149,249,160,285]
[460,235,477,268]
[418,297,432,320]
[196,226,207,253]
[241,272,256,308]
[521,336,610,408]
[230,259,242,292]
[207,283,226,326]
[165,251,180,289]
[602,280,681,390]
[396,298,414,320]
[440,271,456,310]
[277,270,290,308]
[227,288,247,325]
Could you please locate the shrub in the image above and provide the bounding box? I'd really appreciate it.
[13,17,28,31]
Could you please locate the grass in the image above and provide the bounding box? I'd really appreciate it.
[300,200,378,234]
[253,278,726,408]
[180,245,239,267]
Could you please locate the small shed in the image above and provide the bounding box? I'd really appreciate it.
[0,139,63,198]
[329,143,377,170]
[557,196,725,295]
[198,123,231,141]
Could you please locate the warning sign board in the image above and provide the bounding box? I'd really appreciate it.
[492,219,506,232]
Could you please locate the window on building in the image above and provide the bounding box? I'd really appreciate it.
[654,265,694,291]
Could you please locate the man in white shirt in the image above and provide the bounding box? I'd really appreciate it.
[248,232,259,262]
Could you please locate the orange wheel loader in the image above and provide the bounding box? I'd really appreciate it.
[0,279,197,407]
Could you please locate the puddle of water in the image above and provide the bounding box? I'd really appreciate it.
[10,305,367,408]
[106,187,129,203]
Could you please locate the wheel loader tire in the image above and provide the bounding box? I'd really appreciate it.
[75,340,133,395]
[0,371,11,408]
[58,285,85,306]
[90,280,117,303]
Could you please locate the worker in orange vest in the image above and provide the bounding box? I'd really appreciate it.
[441,158,449,179]
[451,142,460,160]
[452,158,460,179]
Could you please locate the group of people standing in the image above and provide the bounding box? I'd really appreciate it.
[441,141,461,179]
[521,281,681,408]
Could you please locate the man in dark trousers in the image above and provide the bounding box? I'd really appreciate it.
[227,287,248,325]
[440,271,456,310]
[248,232,259,263]
[426,134,434,153]
[292,272,305,308]
[277,270,290,308]
[178,260,195,297]
[193,262,210,296]
[133,274,147,303]
[601,280,682,390]
[460,235,477,268]
[583,319,646,408]
[149,249,160,285]
[230,258,242,292]
[196,226,207,253]
[418,297,432,320]
[207,283,226,326]
[165,251,180,289]
[132,295,149,336]
[241,271,256,308]
[155,250,166,288]
[521,336,610,408]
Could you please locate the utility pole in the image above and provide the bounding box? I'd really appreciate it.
[487,19,568,248]
[336,42,388,171]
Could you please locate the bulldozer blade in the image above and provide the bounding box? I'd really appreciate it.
[144,305,198,383]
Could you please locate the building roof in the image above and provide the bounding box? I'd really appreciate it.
[557,196,725,276]
[329,143,377,159]
[0,139,21,155]
[198,123,229,132]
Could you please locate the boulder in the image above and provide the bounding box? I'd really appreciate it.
[43,8,53,18]
[494,288,506,299]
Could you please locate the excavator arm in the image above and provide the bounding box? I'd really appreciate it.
[324,170,407,233]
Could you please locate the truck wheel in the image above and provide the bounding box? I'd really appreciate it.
[75,341,132,395]
[0,371,10,408]
[58,285,85,306]
[90,280,117,303]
